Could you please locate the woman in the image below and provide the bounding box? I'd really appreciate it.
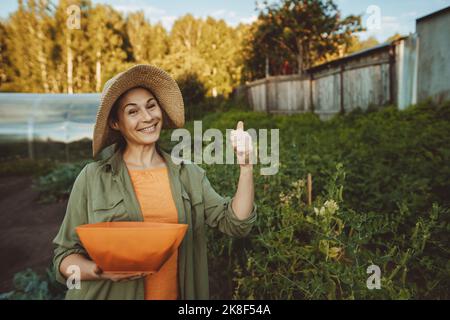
[52,64,257,300]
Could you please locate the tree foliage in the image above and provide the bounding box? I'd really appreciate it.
[0,2,247,98]
[242,0,363,80]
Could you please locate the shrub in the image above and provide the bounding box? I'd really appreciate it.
[0,268,65,300]
[32,160,92,203]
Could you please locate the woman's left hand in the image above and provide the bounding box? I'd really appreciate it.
[230,121,254,166]
[229,120,255,220]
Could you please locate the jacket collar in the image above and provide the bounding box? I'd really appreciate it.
[99,143,184,176]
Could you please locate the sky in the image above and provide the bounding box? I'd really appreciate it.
[0,0,449,42]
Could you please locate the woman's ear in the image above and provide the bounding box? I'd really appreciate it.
[109,118,119,131]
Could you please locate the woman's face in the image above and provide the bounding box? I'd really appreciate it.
[110,87,163,146]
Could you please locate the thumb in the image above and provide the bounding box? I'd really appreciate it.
[236,121,244,131]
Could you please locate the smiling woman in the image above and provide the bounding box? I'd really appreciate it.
[107,86,168,167]
[52,64,258,300]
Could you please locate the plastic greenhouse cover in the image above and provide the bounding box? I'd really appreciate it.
[0,93,100,143]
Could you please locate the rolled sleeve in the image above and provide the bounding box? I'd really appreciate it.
[227,196,257,226]
[202,173,257,238]
[53,247,88,285]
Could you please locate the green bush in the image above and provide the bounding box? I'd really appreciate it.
[229,164,448,299]
[177,72,207,109]
[32,160,92,203]
[0,268,65,300]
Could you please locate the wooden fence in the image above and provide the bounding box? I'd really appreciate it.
[236,36,419,120]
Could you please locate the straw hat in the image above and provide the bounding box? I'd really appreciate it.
[92,64,185,158]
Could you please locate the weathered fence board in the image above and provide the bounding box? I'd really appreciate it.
[312,73,340,114]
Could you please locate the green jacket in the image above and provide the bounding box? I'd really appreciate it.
[52,143,257,300]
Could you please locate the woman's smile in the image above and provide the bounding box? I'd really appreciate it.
[138,122,159,134]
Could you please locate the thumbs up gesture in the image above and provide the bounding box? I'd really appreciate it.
[230,121,254,166]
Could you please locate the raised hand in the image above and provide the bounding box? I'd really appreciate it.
[230,121,253,166]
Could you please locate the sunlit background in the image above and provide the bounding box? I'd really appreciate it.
[0,0,449,300]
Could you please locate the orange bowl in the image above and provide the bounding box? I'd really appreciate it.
[76,221,188,273]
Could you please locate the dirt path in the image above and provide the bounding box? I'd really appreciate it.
[0,175,67,292]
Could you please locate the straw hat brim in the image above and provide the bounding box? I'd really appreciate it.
[92,64,185,158]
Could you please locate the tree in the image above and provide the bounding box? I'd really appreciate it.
[243,0,363,80]
[0,2,246,97]
[126,11,168,64]
[53,0,94,93]
[86,4,129,92]
[385,33,403,43]
[4,0,36,92]
[0,0,131,93]
[154,14,244,98]
[241,16,292,80]
[346,36,379,54]
[197,17,244,97]
[177,72,207,107]
[0,21,11,90]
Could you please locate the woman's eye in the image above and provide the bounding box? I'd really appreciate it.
[147,105,156,109]
[129,110,137,115]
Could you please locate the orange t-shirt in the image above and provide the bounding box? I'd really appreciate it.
[128,165,179,300]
